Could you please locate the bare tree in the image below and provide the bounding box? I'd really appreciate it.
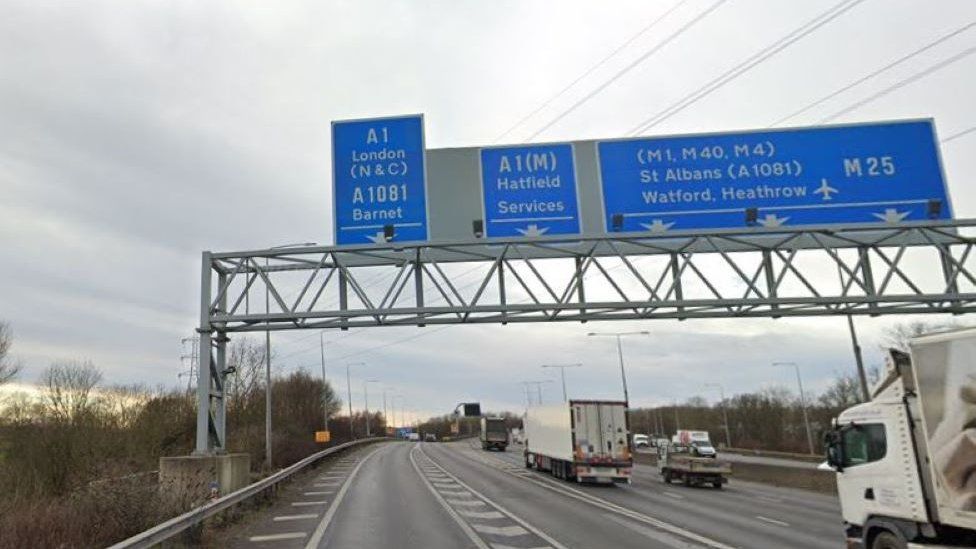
[882,320,958,352]
[0,321,22,385]
[42,360,103,422]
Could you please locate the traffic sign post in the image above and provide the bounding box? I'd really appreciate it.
[332,114,429,245]
[479,143,581,238]
[597,120,952,233]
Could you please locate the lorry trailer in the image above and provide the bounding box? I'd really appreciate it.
[523,400,632,484]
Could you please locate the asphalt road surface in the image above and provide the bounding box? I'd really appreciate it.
[231,440,843,549]
[635,447,822,470]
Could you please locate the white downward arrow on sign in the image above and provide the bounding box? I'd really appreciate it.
[516,224,549,237]
[757,214,789,227]
[873,208,910,223]
[366,231,388,243]
[640,219,675,234]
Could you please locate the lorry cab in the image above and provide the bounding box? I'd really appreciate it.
[824,328,976,549]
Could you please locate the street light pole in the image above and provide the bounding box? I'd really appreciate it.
[775,361,815,455]
[541,363,582,402]
[587,331,649,406]
[364,379,379,437]
[263,242,317,469]
[319,332,329,433]
[346,362,364,439]
[705,382,732,448]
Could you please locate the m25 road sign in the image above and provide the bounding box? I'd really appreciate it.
[597,119,952,233]
[332,114,429,245]
[480,143,581,238]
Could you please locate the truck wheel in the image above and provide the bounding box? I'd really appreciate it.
[662,471,671,483]
[712,480,722,489]
[525,453,533,469]
[683,475,692,487]
[870,531,906,549]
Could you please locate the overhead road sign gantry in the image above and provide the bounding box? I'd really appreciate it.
[332,114,429,245]
[597,119,952,233]
[479,143,582,238]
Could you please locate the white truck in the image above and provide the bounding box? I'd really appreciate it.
[672,430,717,457]
[523,400,632,484]
[823,327,976,548]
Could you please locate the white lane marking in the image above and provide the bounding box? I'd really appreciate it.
[303,491,331,496]
[756,515,790,527]
[470,523,529,537]
[314,482,341,487]
[490,545,552,549]
[439,489,474,497]
[663,491,685,500]
[756,495,783,503]
[410,446,491,549]
[304,444,389,549]
[249,532,307,542]
[603,512,708,549]
[447,498,488,507]
[292,501,328,506]
[274,514,319,522]
[457,509,506,520]
[420,446,569,549]
[460,444,733,549]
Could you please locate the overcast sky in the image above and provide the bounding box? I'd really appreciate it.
[2,1,975,424]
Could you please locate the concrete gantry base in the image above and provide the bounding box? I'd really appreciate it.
[159,453,251,508]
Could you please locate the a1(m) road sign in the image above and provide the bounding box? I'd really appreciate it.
[332,114,429,245]
[480,143,581,238]
[597,119,952,233]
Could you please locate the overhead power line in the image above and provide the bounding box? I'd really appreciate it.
[818,45,976,123]
[628,0,867,136]
[492,0,691,143]
[770,21,976,126]
[523,0,728,142]
[942,125,976,144]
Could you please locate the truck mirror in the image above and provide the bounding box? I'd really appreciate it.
[824,431,843,472]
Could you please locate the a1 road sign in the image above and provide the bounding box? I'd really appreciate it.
[597,119,952,233]
[332,114,429,245]
[480,143,581,238]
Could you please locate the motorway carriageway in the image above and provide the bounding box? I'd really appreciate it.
[229,440,842,549]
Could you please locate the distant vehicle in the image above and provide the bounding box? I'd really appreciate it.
[658,443,730,489]
[524,400,632,484]
[407,432,420,442]
[824,328,976,549]
[424,433,437,442]
[510,427,524,445]
[672,430,716,457]
[632,433,650,448]
[480,417,508,451]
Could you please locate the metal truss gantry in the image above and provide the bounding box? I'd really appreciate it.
[196,220,976,453]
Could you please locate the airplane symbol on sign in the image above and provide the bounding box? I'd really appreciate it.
[814,178,839,200]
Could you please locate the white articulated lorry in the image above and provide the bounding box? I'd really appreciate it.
[523,400,632,483]
[823,328,976,549]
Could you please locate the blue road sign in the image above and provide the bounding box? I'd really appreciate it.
[332,114,429,245]
[480,143,581,238]
[597,120,952,233]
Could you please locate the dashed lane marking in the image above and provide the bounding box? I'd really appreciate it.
[457,509,506,520]
[756,516,790,527]
[273,514,319,522]
[446,498,488,506]
[417,445,567,549]
[663,491,685,500]
[470,524,529,537]
[304,444,389,549]
[249,532,307,542]
[303,491,331,496]
[453,442,733,549]
[292,501,328,507]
